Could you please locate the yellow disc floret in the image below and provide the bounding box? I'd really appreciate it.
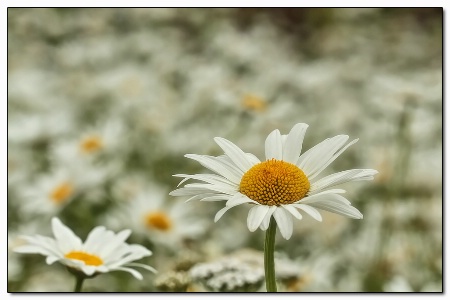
[65,251,103,266]
[144,211,173,231]
[80,135,103,154]
[49,182,74,204]
[239,159,310,206]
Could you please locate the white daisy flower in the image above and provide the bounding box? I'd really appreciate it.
[171,123,378,240]
[19,162,113,216]
[19,169,79,215]
[14,217,156,280]
[51,119,125,164]
[112,187,206,248]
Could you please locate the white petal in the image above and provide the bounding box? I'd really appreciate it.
[281,205,303,220]
[214,137,253,172]
[113,267,144,280]
[105,245,151,267]
[260,206,277,230]
[273,207,293,240]
[309,139,359,180]
[14,245,53,256]
[282,123,308,164]
[245,153,261,165]
[126,263,157,274]
[15,235,61,257]
[226,193,258,206]
[214,206,234,223]
[306,188,346,197]
[170,187,216,199]
[298,135,349,177]
[310,201,363,219]
[185,154,242,184]
[90,230,115,258]
[182,183,237,195]
[83,226,107,254]
[80,265,97,276]
[292,204,322,221]
[310,169,378,192]
[265,129,283,160]
[100,229,132,260]
[174,173,236,188]
[184,193,218,202]
[52,217,82,253]
[247,205,270,232]
[214,195,256,223]
[200,195,231,202]
[45,256,61,265]
[215,155,246,177]
[300,191,350,205]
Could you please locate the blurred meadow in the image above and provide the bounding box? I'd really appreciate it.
[7,8,442,292]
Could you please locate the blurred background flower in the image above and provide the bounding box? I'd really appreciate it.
[8,8,442,292]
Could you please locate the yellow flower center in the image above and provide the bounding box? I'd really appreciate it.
[80,135,103,153]
[65,251,103,266]
[144,211,172,231]
[49,182,74,204]
[241,94,267,112]
[239,159,310,206]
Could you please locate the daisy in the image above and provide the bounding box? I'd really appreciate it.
[51,119,125,164]
[170,123,378,240]
[19,162,113,216]
[109,186,206,248]
[14,217,156,290]
[19,169,79,216]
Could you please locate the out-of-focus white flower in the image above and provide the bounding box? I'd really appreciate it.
[18,161,113,216]
[51,119,125,163]
[8,111,75,144]
[19,169,80,215]
[189,248,304,292]
[122,187,206,248]
[154,271,191,292]
[190,254,264,292]
[171,123,377,239]
[383,276,414,292]
[111,174,148,202]
[14,217,156,280]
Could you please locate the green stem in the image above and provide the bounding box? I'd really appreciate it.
[264,216,277,292]
[74,275,85,292]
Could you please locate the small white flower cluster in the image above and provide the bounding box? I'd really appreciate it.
[190,257,264,292]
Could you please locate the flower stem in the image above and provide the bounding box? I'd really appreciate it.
[74,275,85,292]
[264,216,277,292]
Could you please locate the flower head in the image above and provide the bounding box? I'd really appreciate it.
[14,217,156,280]
[19,170,79,216]
[171,123,377,239]
[190,253,265,292]
[113,187,206,248]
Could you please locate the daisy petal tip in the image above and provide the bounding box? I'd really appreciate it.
[213,137,226,145]
[51,217,61,226]
[247,226,258,232]
[282,232,293,240]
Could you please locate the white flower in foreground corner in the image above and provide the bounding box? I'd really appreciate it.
[14,217,156,280]
[170,123,378,240]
